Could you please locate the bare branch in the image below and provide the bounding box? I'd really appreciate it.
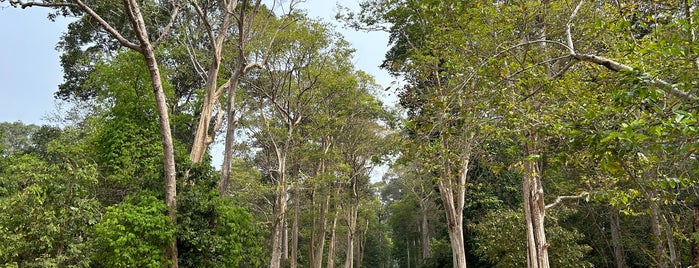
[153,0,181,47]
[566,0,585,54]
[190,0,216,46]
[9,0,78,8]
[11,0,141,51]
[214,78,231,98]
[545,192,588,210]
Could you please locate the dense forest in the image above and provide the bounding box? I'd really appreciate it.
[2,0,699,267]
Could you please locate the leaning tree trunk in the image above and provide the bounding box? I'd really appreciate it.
[522,133,549,268]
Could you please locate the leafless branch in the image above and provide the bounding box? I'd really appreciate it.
[11,0,141,51]
[545,192,588,210]
[152,0,181,47]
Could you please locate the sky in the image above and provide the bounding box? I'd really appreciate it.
[0,0,397,125]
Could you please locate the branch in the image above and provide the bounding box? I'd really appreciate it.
[152,0,181,47]
[573,53,697,101]
[11,0,141,51]
[214,78,231,98]
[545,192,588,210]
[9,0,78,8]
[564,0,698,101]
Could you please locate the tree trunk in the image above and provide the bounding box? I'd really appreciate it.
[522,134,549,268]
[312,196,330,268]
[188,0,237,164]
[662,213,679,268]
[344,205,358,268]
[124,0,178,266]
[650,197,668,268]
[420,199,431,261]
[283,219,289,261]
[270,160,288,268]
[692,203,699,266]
[219,75,240,197]
[609,209,625,268]
[436,156,469,268]
[291,181,300,268]
[327,208,340,268]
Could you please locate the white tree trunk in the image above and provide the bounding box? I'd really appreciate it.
[436,157,469,268]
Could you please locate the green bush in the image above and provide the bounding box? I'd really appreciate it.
[93,195,175,267]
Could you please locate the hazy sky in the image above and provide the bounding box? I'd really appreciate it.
[0,1,396,125]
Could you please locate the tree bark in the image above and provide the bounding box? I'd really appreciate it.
[219,0,266,197]
[436,156,469,268]
[420,199,431,261]
[344,205,358,268]
[219,76,240,196]
[291,181,300,268]
[270,156,288,268]
[649,193,668,268]
[188,0,237,164]
[609,209,625,268]
[327,208,340,268]
[122,0,179,266]
[692,202,699,266]
[522,133,549,268]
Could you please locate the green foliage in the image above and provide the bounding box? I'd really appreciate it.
[471,209,592,268]
[177,187,265,267]
[92,195,175,267]
[0,128,100,267]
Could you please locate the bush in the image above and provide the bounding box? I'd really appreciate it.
[93,195,175,267]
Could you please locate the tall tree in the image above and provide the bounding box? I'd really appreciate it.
[7,0,181,265]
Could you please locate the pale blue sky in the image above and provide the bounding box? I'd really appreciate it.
[0,1,396,125]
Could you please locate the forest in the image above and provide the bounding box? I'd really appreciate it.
[1,0,699,267]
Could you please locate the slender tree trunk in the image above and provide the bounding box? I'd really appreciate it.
[406,239,411,268]
[313,195,331,268]
[609,209,625,268]
[522,133,549,268]
[650,197,668,268]
[662,214,679,268]
[344,205,358,268]
[124,1,178,265]
[270,158,288,268]
[291,181,300,268]
[420,200,431,261]
[692,203,699,266]
[219,74,240,197]
[283,219,289,261]
[327,208,340,268]
[436,155,469,268]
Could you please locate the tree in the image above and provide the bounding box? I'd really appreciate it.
[6,0,181,264]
